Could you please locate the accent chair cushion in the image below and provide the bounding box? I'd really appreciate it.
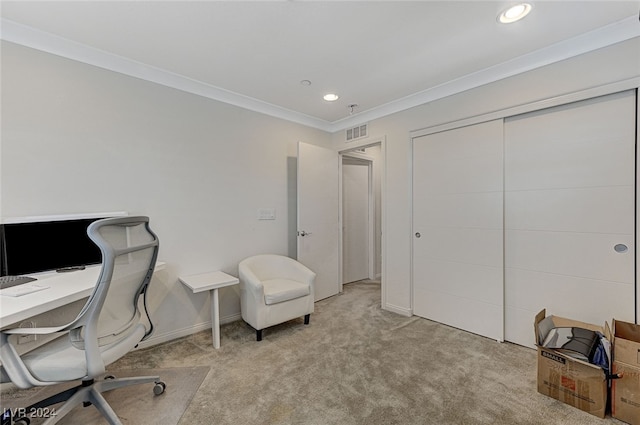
[263,279,310,305]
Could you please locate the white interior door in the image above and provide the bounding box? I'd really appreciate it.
[342,159,370,283]
[412,119,504,341]
[504,90,636,347]
[297,142,340,301]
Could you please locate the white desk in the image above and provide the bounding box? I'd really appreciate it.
[178,271,239,349]
[0,262,166,327]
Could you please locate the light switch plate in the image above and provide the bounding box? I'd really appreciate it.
[258,208,276,220]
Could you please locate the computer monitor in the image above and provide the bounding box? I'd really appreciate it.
[0,213,125,276]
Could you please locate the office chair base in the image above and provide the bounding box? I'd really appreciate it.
[7,417,30,425]
[19,375,165,425]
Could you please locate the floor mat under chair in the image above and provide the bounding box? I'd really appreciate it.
[1,366,210,425]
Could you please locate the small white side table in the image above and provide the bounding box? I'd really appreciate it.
[179,271,239,349]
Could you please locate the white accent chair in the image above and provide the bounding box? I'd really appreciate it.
[0,216,165,425]
[238,255,315,341]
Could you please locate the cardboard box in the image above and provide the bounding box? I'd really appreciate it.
[534,309,609,418]
[612,319,640,425]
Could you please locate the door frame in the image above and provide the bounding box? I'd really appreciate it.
[341,153,375,285]
[636,88,639,324]
[338,136,388,309]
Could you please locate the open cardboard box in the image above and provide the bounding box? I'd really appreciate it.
[612,319,640,425]
[534,309,610,418]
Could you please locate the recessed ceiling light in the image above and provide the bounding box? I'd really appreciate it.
[498,3,532,24]
[323,93,339,102]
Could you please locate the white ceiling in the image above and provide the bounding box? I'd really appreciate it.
[1,1,639,132]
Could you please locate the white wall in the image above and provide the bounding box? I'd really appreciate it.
[3,36,639,345]
[1,41,333,345]
[334,38,640,315]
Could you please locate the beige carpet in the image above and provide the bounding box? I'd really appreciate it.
[109,281,625,425]
[1,366,209,424]
[3,281,626,424]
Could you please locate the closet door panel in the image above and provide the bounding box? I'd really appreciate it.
[506,95,634,191]
[506,186,633,235]
[421,259,503,304]
[414,285,503,342]
[505,269,633,325]
[504,90,636,347]
[505,269,634,348]
[505,230,633,284]
[416,128,503,195]
[506,139,631,191]
[420,192,503,229]
[413,119,504,341]
[420,227,503,267]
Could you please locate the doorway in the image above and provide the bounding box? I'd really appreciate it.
[339,142,383,292]
[342,155,373,284]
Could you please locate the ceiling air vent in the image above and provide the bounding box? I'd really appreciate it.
[346,124,368,142]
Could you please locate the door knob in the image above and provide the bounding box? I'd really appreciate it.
[415,232,421,238]
[298,231,312,237]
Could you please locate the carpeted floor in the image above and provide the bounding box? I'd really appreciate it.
[111,280,623,425]
[3,281,626,424]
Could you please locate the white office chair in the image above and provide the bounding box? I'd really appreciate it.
[238,254,315,341]
[0,216,165,425]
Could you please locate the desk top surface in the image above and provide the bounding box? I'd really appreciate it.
[0,262,165,327]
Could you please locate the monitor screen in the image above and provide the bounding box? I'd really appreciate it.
[1,218,106,276]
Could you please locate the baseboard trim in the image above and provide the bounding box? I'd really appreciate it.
[137,312,243,349]
[383,303,412,317]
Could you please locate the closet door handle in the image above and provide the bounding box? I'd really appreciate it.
[415,232,421,238]
[614,244,628,253]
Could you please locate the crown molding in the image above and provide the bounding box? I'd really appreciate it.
[0,18,334,132]
[330,15,640,132]
[2,16,639,134]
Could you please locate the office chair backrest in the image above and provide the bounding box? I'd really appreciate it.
[71,216,159,349]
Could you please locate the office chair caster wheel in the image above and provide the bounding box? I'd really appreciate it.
[13,417,30,425]
[153,381,166,395]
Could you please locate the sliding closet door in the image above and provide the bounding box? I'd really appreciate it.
[504,90,636,348]
[413,120,504,341]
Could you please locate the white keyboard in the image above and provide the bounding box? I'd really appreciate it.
[0,283,49,297]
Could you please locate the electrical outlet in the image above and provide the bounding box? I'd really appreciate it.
[17,321,36,345]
